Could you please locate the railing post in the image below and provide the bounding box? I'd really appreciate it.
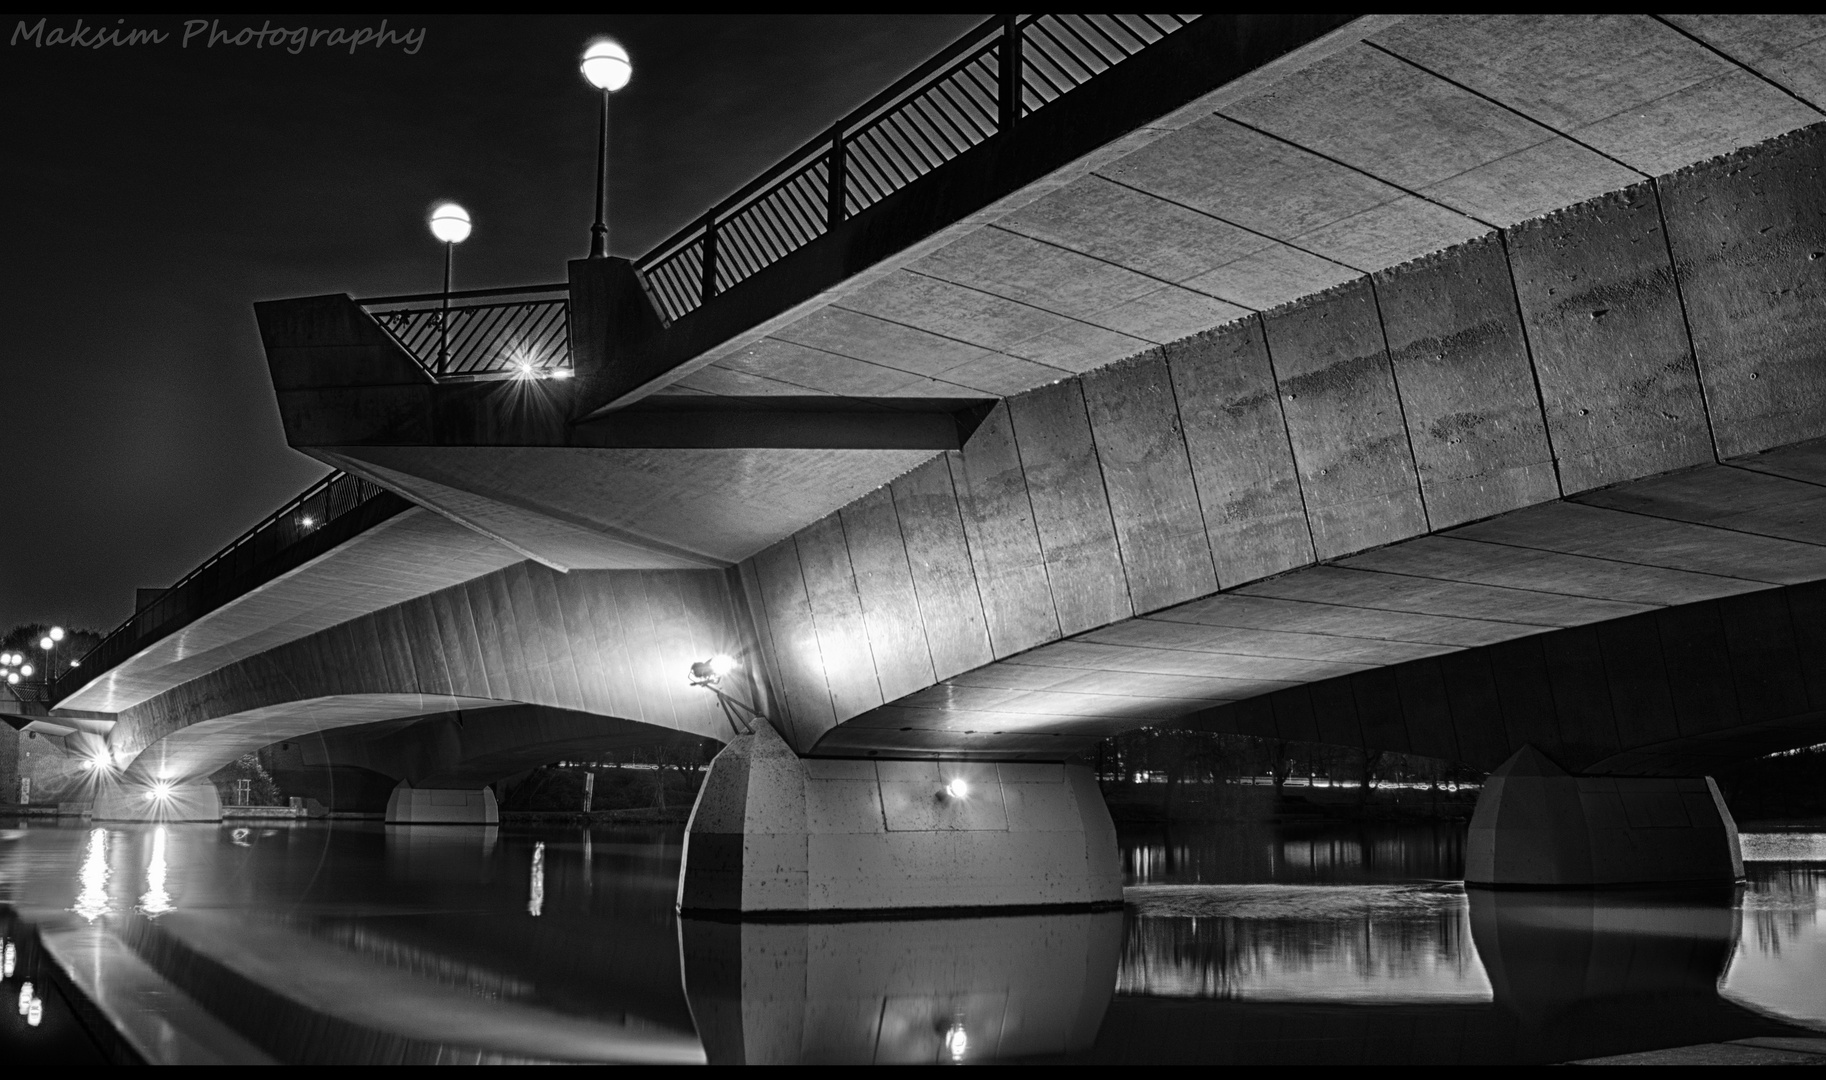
[698,213,719,304]
[998,14,1022,133]
[825,123,848,230]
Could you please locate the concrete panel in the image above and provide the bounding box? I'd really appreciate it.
[1084,285,1251,346]
[804,777,886,835]
[1339,535,1759,607]
[1374,237,1558,527]
[751,539,836,747]
[1351,668,1411,755]
[948,407,1060,657]
[1449,501,1826,584]
[1541,627,1621,764]
[1166,319,1315,586]
[1183,244,1362,312]
[1665,15,1826,107]
[1308,676,1362,749]
[1438,650,1513,768]
[793,515,883,724]
[1165,590,1531,647]
[1264,279,1427,557]
[1659,126,1826,457]
[1080,617,1444,666]
[837,271,1071,354]
[1006,381,1131,635]
[1421,136,1642,228]
[916,226,1164,323]
[1295,197,1491,274]
[1655,604,1741,739]
[715,337,930,396]
[837,488,937,704]
[1394,660,1460,763]
[1102,114,1404,244]
[1578,464,1826,545]
[1505,184,1713,493]
[1081,353,1217,612]
[888,456,993,682]
[1240,565,1649,628]
[1002,320,1151,377]
[1223,43,1552,192]
[1485,638,1562,753]
[1716,589,1809,724]
[1595,615,1683,752]
[1576,69,1820,176]
[997,174,1275,284]
[1370,15,1734,131]
[770,307,998,379]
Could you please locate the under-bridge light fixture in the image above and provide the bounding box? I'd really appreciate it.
[945,778,970,800]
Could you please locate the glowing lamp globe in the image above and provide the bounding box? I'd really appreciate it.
[49,627,64,641]
[18,664,31,678]
[428,202,472,244]
[581,39,632,91]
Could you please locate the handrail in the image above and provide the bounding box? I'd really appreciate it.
[335,16,1195,373]
[51,471,396,703]
[632,14,1198,323]
[355,281,568,307]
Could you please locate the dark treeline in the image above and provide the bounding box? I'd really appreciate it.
[1092,727,1486,823]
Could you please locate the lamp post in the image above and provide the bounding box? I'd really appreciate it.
[38,627,63,700]
[688,654,761,737]
[579,38,632,259]
[427,201,472,375]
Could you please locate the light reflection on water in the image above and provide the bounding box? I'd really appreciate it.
[0,818,1820,1064]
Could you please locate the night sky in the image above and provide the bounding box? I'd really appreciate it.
[1,13,982,634]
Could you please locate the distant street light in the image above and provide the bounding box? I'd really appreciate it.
[687,654,760,737]
[579,38,632,259]
[428,201,472,375]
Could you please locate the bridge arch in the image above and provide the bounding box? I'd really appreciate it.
[105,561,759,788]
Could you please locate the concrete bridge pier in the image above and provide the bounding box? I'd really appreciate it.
[384,781,500,825]
[1466,748,1743,887]
[677,722,1122,914]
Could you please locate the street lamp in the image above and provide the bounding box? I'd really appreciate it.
[687,653,761,737]
[580,38,632,259]
[428,201,472,375]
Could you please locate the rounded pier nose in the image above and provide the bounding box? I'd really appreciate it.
[384,781,499,825]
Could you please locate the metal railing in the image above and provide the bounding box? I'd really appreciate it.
[637,15,1198,323]
[359,282,571,380]
[351,15,1196,379]
[52,471,395,703]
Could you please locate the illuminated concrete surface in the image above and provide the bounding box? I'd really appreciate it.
[33,14,1826,899]
[677,721,1120,913]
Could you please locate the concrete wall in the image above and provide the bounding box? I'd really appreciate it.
[740,125,1826,760]
[110,561,761,786]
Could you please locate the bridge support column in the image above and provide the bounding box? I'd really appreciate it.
[1466,747,1743,887]
[384,781,499,824]
[92,781,223,823]
[677,722,1122,914]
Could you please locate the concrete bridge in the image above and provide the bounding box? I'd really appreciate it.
[40,14,1826,907]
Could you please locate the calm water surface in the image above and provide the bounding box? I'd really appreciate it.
[1,818,1820,1064]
